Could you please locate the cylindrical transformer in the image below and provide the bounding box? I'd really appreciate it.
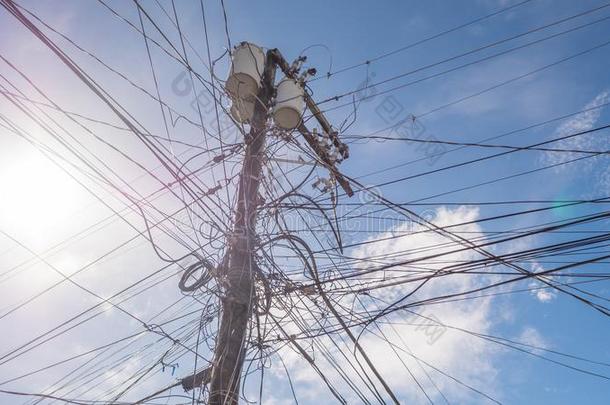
[273,78,304,130]
[230,97,255,123]
[225,42,265,100]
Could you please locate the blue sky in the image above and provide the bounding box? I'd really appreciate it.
[1,0,610,404]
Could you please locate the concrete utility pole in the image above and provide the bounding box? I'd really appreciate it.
[208,50,276,405]
[209,46,353,405]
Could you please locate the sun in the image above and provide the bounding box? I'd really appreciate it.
[0,150,82,239]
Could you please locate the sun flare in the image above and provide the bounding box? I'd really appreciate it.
[0,151,80,236]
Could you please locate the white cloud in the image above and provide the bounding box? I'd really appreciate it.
[555,91,609,134]
[533,288,555,303]
[278,206,504,404]
[541,90,609,172]
[528,263,557,303]
[596,165,610,195]
[518,326,550,350]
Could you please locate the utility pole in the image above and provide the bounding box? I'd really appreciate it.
[209,46,353,404]
[208,50,276,405]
